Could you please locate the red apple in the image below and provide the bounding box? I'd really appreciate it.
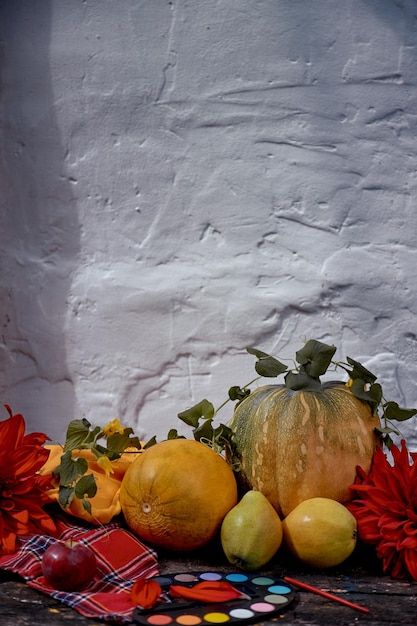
[41,541,97,591]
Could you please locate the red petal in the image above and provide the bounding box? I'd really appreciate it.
[131,579,162,609]
[347,440,417,582]
[403,549,417,580]
[23,431,50,446]
[170,581,245,603]
[0,412,25,451]
[10,445,50,478]
[0,525,18,555]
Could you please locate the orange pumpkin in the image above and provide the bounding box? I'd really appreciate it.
[119,438,238,551]
[229,382,381,518]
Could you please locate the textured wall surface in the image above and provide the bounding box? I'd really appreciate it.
[1,0,417,447]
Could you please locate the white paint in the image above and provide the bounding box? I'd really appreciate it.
[1,0,417,448]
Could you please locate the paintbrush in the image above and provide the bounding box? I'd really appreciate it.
[283,576,369,614]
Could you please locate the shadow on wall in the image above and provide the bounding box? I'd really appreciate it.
[0,1,81,438]
[364,0,417,30]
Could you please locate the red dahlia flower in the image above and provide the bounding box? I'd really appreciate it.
[347,439,417,580]
[0,405,57,554]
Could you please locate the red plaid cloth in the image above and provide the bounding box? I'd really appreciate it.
[0,514,159,622]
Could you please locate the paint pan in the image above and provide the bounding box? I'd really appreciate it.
[132,571,295,625]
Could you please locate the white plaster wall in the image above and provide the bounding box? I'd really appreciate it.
[1,0,417,447]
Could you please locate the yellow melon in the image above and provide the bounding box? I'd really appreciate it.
[120,438,238,551]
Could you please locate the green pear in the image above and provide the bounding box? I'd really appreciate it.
[220,490,283,570]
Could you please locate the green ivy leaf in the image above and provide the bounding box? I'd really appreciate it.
[246,347,288,377]
[144,435,158,449]
[91,443,108,457]
[54,450,88,485]
[374,424,403,450]
[350,380,382,413]
[284,368,322,392]
[166,428,186,440]
[63,418,101,452]
[381,434,394,449]
[58,484,75,509]
[106,428,142,458]
[193,418,214,443]
[245,347,270,359]
[212,423,240,467]
[295,340,336,378]
[375,425,402,437]
[178,399,215,427]
[74,473,97,500]
[228,386,251,402]
[213,423,235,446]
[82,499,92,515]
[345,357,377,385]
[383,402,417,422]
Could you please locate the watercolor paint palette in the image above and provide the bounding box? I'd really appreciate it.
[132,571,296,625]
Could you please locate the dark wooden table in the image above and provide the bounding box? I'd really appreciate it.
[1,541,416,626]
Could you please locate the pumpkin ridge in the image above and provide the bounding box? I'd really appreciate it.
[299,393,312,426]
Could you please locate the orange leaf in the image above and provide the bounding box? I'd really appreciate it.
[131,578,162,609]
[169,581,245,603]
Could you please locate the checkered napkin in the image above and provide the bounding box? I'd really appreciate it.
[0,514,159,622]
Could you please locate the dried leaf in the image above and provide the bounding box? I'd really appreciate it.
[131,578,162,609]
[169,581,245,603]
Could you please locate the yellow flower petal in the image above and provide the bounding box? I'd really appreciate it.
[103,417,125,437]
[97,455,115,477]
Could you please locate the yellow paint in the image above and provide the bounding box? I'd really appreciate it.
[204,613,230,623]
